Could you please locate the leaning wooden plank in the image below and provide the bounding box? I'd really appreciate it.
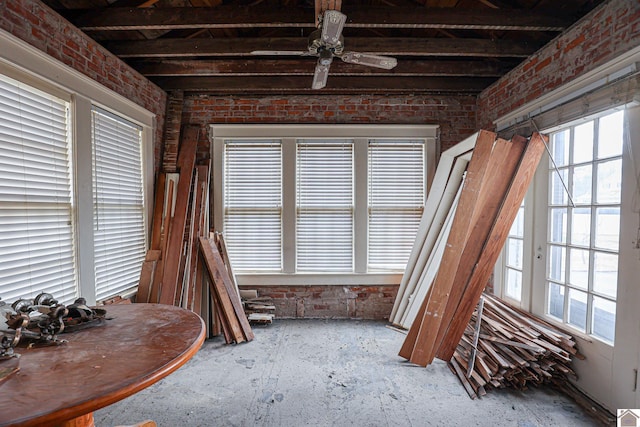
[192,244,206,318]
[136,249,161,303]
[159,125,200,306]
[390,139,474,323]
[398,280,432,360]
[429,136,526,363]
[406,130,496,367]
[199,237,254,341]
[210,284,234,344]
[187,166,210,311]
[449,357,477,399]
[200,242,244,343]
[148,179,175,304]
[178,168,199,309]
[217,232,240,298]
[149,172,166,251]
[436,133,547,360]
[201,244,245,344]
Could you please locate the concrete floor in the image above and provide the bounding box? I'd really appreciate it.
[95,320,599,427]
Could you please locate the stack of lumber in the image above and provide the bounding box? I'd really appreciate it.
[135,124,252,343]
[398,131,548,367]
[448,293,580,400]
[136,125,208,311]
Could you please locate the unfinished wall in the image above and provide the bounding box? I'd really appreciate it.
[242,285,398,320]
[477,0,640,129]
[0,0,167,169]
[185,94,476,319]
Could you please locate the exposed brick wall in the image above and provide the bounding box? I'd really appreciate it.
[185,94,476,318]
[183,94,477,153]
[243,285,398,320]
[477,0,640,129]
[0,0,167,170]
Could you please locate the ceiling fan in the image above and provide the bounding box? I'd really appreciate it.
[251,10,398,90]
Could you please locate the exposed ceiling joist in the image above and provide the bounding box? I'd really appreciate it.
[41,0,603,95]
[70,6,568,31]
[106,37,540,58]
[151,75,496,93]
[130,58,508,77]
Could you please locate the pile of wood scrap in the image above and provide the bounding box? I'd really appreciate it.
[398,131,547,366]
[448,293,581,399]
[243,293,276,324]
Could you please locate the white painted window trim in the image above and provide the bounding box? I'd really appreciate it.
[210,124,439,286]
[493,188,534,310]
[0,29,155,304]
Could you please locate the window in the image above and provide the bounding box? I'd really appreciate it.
[368,140,425,271]
[502,200,525,302]
[212,125,438,282]
[0,32,154,305]
[545,110,623,343]
[0,73,76,304]
[92,108,146,301]
[224,140,282,271]
[297,139,354,272]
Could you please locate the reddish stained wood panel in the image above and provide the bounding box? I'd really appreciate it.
[436,133,547,360]
[429,135,527,361]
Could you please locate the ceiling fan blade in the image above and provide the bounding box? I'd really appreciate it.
[250,50,309,56]
[321,10,347,46]
[340,52,398,70]
[312,57,332,90]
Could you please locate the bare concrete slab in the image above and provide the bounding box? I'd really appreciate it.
[95,319,599,426]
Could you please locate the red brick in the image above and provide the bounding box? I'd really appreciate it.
[564,34,586,53]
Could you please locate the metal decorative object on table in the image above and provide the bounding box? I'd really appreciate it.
[0,292,108,361]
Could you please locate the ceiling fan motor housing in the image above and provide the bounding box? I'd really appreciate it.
[308,29,344,56]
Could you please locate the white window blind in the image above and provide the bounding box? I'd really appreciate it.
[368,140,425,270]
[224,140,282,271]
[0,74,77,304]
[92,107,146,301]
[297,140,353,272]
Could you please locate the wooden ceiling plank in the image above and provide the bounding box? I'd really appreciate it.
[109,0,160,7]
[149,75,496,93]
[106,37,538,57]
[71,6,568,31]
[130,58,507,77]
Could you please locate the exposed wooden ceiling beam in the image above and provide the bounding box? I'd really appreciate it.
[130,58,508,77]
[150,75,496,93]
[106,37,539,58]
[72,6,568,31]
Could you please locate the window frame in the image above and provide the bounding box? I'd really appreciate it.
[538,110,623,345]
[0,29,155,305]
[211,124,438,286]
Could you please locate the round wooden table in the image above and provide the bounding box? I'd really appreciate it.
[0,303,205,427]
